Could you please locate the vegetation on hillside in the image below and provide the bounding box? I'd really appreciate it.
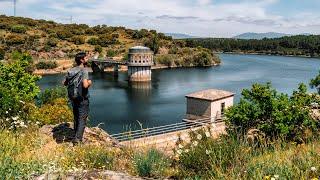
[185,35,320,57]
[0,15,220,67]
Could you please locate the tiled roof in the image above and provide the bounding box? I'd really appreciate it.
[186,89,235,101]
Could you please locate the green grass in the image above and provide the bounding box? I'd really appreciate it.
[1,126,320,179]
[0,130,46,179]
[133,149,171,178]
[175,128,320,179]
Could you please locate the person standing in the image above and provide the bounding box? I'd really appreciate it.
[64,52,92,144]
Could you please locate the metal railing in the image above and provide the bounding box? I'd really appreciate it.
[111,118,223,142]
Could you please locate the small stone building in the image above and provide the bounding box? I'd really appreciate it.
[185,89,235,122]
[127,46,154,82]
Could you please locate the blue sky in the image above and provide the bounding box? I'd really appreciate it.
[0,0,319,37]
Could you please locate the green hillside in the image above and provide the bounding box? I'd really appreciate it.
[0,15,220,67]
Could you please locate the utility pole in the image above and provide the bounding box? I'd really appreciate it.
[70,15,73,24]
[13,0,16,16]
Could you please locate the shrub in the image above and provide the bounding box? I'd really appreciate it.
[155,54,174,66]
[98,34,118,47]
[168,47,178,54]
[37,86,67,106]
[5,34,25,45]
[46,37,59,47]
[0,57,40,129]
[144,34,159,54]
[0,22,10,29]
[87,37,99,45]
[176,128,247,178]
[10,51,35,72]
[133,149,171,178]
[107,49,116,57]
[71,35,86,45]
[35,61,58,69]
[0,48,4,60]
[310,70,320,94]
[225,83,318,142]
[193,51,213,66]
[85,28,95,35]
[57,30,73,40]
[48,33,58,38]
[175,127,320,179]
[30,98,73,125]
[112,33,119,39]
[10,25,27,33]
[94,45,102,53]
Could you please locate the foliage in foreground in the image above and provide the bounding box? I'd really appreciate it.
[0,128,171,179]
[0,54,40,129]
[133,149,171,178]
[175,128,320,179]
[0,54,72,129]
[225,82,319,142]
[0,130,46,179]
[310,70,320,94]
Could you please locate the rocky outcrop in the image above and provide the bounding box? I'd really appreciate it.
[40,122,119,147]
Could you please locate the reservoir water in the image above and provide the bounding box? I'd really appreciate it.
[38,54,320,134]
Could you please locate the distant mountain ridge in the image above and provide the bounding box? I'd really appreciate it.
[233,32,312,40]
[165,33,198,39]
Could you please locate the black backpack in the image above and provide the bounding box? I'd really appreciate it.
[66,69,83,100]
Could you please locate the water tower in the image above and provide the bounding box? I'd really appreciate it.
[127,46,154,82]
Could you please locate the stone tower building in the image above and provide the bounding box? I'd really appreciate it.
[127,46,154,82]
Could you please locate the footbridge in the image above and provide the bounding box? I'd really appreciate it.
[91,58,127,73]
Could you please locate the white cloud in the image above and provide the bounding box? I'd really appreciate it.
[198,0,211,6]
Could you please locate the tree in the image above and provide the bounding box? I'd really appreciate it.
[193,51,212,66]
[144,34,160,54]
[310,71,320,94]
[0,54,40,129]
[225,83,317,141]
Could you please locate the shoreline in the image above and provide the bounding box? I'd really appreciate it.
[33,63,220,76]
[218,51,320,59]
